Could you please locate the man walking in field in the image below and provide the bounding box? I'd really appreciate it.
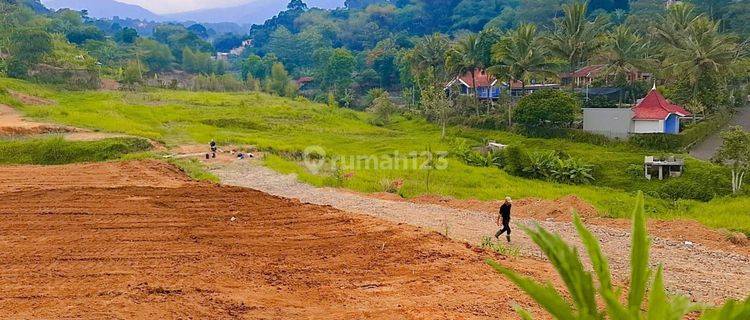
[494,197,513,243]
[210,139,217,158]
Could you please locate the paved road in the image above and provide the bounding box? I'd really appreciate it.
[690,107,750,160]
[211,161,750,304]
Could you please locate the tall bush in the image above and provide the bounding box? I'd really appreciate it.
[514,90,581,128]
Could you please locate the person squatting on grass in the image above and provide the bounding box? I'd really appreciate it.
[494,197,513,243]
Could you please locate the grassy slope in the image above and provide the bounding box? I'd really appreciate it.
[1,78,747,234]
[0,136,153,165]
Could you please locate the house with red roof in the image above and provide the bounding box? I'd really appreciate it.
[445,69,559,99]
[631,87,691,134]
[583,86,691,138]
[445,69,501,100]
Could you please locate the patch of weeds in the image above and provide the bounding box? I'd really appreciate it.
[168,158,220,183]
[480,236,520,257]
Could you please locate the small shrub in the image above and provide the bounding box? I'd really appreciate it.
[378,178,404,194]
[502,145,530,177]
[626,164,643,178]
[524,151,595,184]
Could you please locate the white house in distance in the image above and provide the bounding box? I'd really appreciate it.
[583,86,692,138]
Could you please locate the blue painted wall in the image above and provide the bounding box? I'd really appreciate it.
[664,114,680,134]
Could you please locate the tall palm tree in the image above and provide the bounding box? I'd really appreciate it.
[491,23,559,93]
[599,25,657,85]
[446,34,486,98]
[546,0,608,87]
[489,23,560,125]
[659,4,743,116]
[404,33,451,84]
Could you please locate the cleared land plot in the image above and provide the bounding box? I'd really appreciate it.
[0,160,557,319]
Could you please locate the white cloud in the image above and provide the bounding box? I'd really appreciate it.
[118,0,255,14]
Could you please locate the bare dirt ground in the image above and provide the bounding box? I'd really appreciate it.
[0,160,562,319]
[0,104,75,136]
[212,160,750,304]
[0,104,134,141]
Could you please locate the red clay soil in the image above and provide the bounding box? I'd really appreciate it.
[368,193,750,256]
[0,160,560,319]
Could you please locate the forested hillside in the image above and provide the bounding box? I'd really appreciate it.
[0,0,747,139]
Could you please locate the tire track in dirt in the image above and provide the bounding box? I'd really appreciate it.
[212,160,750,304]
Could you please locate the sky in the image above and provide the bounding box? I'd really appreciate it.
[117,0,254,14]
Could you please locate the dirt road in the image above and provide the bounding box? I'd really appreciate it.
[213,160,750,304]
[0,104,130,141]
[690,107,750,160]
[0,160,560,319]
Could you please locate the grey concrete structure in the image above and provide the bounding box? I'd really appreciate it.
[583,108,634,139]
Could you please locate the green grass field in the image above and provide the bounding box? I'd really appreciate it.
[1,77,748,234]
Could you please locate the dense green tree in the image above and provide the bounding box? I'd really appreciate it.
[7,27,52,77]
[345,0,387,9]
[451,0,509,32]
[121,59,145,85]
[287,0,308,11]
[65,25,104,45]
[514,90,580,128]
[136,38,173,72]
[318,48,356,94]
[187,24,209,39]
[213,33,243,53]
[714,126,750,194]
[266,62,297,97]
[116,27,138,44]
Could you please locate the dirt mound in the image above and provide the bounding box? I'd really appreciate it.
[375,193,598,220]
[0,160,191,193]
[8,90,54,105]
[0,160,560,319]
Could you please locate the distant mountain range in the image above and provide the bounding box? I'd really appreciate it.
[42,0,345,24]
[165,0,343,24]
[42,0,161,21]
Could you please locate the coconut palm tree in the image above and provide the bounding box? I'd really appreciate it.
[404,33,451,84]
[489,23,561,125]
[491,23,560,93]
[659,4,743,115]
[546,0,608,87]
[599,25,657,85]
[446,34,486,98]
